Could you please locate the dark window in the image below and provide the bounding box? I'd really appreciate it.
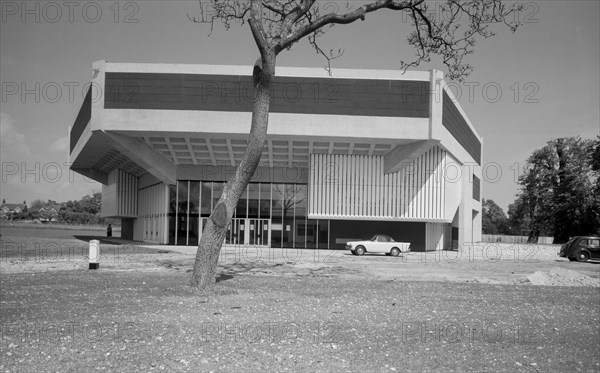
[167,184,177,245]
[70,86,92,153]
[473,175,480,201]
[306,219,319,249]
[235,185,247,219]
[104,72,430,118]
[442,91,481,164]
[271,184,284,248]
[189,182,200,246]
[248,183,259,218]
[200,182,212,216]
[259,183,271,219]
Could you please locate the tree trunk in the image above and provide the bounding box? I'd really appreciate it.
[552,138,570,244]
[527,229,539,244]
[191,57,275,289]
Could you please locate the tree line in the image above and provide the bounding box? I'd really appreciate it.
[3,192,116,225]
[483,136,600,243]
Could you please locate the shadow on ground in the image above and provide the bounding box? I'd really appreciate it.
[73,235,131,245]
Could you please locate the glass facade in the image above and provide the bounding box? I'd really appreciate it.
[168,181,330,249]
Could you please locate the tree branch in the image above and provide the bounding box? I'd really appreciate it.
[275,0,417,53]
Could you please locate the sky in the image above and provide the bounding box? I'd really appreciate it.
[1,0,599,212]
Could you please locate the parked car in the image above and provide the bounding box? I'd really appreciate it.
[558,236,600,262]
[346,234,410,256]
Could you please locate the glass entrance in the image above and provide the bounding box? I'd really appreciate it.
[171,182,308,247]
[222,218,270,246]
[249,219,270,245]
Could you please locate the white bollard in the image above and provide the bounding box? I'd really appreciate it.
[89,239,100,269]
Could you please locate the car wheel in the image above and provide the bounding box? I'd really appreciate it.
[355,246,366,256]
[390,247,400,257]
[576,251,589,262]
[568,257,576,261]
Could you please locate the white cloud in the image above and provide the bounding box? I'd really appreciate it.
[0,112,31,161]
[0,112,100,204]
[50,135,69,153]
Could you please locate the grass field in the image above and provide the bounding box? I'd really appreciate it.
[1,226,599,372]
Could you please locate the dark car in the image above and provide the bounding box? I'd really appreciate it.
[558,236,600,262]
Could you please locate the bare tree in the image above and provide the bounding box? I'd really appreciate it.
[190,0,523,289]
[273,184,307,218]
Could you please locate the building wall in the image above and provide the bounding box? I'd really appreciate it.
[309,146,453,221]
[102,155,479,248]
[425,222,452,251]
[101,169,138,218]
[444,153,462,224]
[134,182,169,244]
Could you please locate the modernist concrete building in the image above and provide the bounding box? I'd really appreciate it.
[69,61,482,250]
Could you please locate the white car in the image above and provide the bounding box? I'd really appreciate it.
[346,234,410,256]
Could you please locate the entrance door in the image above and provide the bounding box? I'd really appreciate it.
[224,218,245,245]
[247,219,270,245]
[202,218,270,246]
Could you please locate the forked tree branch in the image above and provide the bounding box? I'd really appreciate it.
[190,0,523,81]
[275,0,420,54]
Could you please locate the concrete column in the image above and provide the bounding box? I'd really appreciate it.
[457,165,473,249]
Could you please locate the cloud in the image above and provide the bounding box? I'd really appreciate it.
[0,112,31,161]
[50,135,69,153]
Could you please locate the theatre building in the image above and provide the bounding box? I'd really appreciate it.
[69,61,482,250]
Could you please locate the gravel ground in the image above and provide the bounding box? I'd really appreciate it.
[1,227,599,372]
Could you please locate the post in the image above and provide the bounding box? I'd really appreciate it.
[89,239,100,269]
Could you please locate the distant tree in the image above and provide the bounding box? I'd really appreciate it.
[512,137,599,244]
[80,193,102,215]
[189,0,525,289]
[57,193,104,224]
[591,136,600,190]
[30,199,44,210]
[27,209,41,220]
[507,195,531,236]
[481,198,509,234]
[1,198,5,205]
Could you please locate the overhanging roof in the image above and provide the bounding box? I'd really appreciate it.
[69,61,480,184]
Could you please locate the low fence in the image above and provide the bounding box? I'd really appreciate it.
[482,234,554,245]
